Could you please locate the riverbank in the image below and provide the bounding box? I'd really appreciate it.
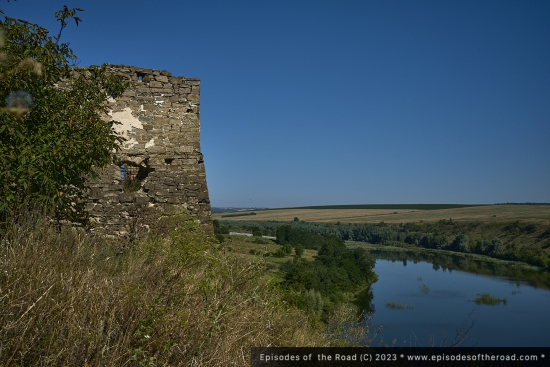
[346,241,544,272]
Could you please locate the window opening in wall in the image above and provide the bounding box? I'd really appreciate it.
[164,158,174,165]
[120,163,142,192]
[120,164,126,181]
[136,166,154,180]
[136,72,146,82]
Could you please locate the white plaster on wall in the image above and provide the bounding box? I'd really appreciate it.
[154,94,165,105]
[109,107,143,149]
[145,138,156,148]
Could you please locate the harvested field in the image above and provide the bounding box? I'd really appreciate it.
[213,205,550,224]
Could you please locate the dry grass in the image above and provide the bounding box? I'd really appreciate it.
[214,205,550,225]
[0,212,333,366]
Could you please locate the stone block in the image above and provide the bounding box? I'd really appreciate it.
[187,93,199,102]
[135,196,150,204]
[176,146,194,153]
[183,158,197,165]
[120,193,135,203]
[155,75,169,83]
[147,145,166,153]
[143,104,157,111]
[149,81,163,88]
[154,117,170,125]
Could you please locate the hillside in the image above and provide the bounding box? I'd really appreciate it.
[213,204,550,225]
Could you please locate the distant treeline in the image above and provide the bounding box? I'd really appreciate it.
[494,202,550,205]
[220,212,257,218]
[286,204,482,210]
[219,219,550,269]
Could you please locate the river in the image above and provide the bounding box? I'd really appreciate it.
[354,249,550,347]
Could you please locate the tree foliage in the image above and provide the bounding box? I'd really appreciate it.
[0,3,127,223]
[278,227,377,317]
[224,218,550,269]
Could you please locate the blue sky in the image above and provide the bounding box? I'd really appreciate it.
[3,0,549,207]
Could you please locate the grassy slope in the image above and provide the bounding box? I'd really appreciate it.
[0,214,330,366]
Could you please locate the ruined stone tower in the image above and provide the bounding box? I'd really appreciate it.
[85,64,212,235]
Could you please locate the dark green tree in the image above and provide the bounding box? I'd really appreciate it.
[0,4,127,223]
[451,234,470,253]
[487,238,504,257]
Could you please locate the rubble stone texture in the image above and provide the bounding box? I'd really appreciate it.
[85,64,213,236]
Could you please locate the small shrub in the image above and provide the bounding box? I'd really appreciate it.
[282,243,293,255]
[122,178,142,193]
[304,289,324,314]
[470,293,507,306]
[385,301,413,310]
[273,248,287,257]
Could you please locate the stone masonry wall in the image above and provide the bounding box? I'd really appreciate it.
[85,64,212,235]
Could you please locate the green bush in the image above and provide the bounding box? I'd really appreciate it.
[0,8,127,223]
[122,177,141,193]
[273,248,287,257]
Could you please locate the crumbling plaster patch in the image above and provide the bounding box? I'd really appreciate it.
[109,107,143,148]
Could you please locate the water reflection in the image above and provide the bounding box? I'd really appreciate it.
[353,286,375,315]
[359,249,550,347]
[368,249,550,290]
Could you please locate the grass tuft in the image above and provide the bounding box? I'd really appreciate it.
[470,293,507,306]
[385,301,413,310]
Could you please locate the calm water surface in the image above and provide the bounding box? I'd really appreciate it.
[360,251,550,347]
